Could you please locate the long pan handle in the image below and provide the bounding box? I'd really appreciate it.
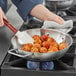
[3,18,18,34]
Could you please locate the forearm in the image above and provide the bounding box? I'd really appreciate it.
[12,0,43,21]
[30,4,64,24]
[30,4,51,21]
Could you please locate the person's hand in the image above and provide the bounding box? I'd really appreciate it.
[30,4,64,24]
[47,12,64,24]
[0,7,6,27]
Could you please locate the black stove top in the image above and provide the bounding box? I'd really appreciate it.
[1,4,76,76]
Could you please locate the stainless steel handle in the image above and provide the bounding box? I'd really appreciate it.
[8,49,33,58]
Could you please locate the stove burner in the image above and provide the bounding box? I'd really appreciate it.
[41,62,54,70]
[26,61,54,70]
[27,61,40,70]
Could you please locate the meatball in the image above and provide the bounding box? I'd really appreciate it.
[25,43,33,48]
[32,35,41,40]
[48,46,59,52]
[59,42,67,50]
[51,42,59,48]
[41,35,49,41]
[33,44,41,50]
[47,37,56,42]
[21,43,33,52]
[34,39,42,45]
[31,47,39,52]
[42,41,51,49]
[40,47,48,53]
[21,45,31,52]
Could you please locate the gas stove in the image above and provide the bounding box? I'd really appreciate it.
[0,4,76,76]
[1,33,76,76]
